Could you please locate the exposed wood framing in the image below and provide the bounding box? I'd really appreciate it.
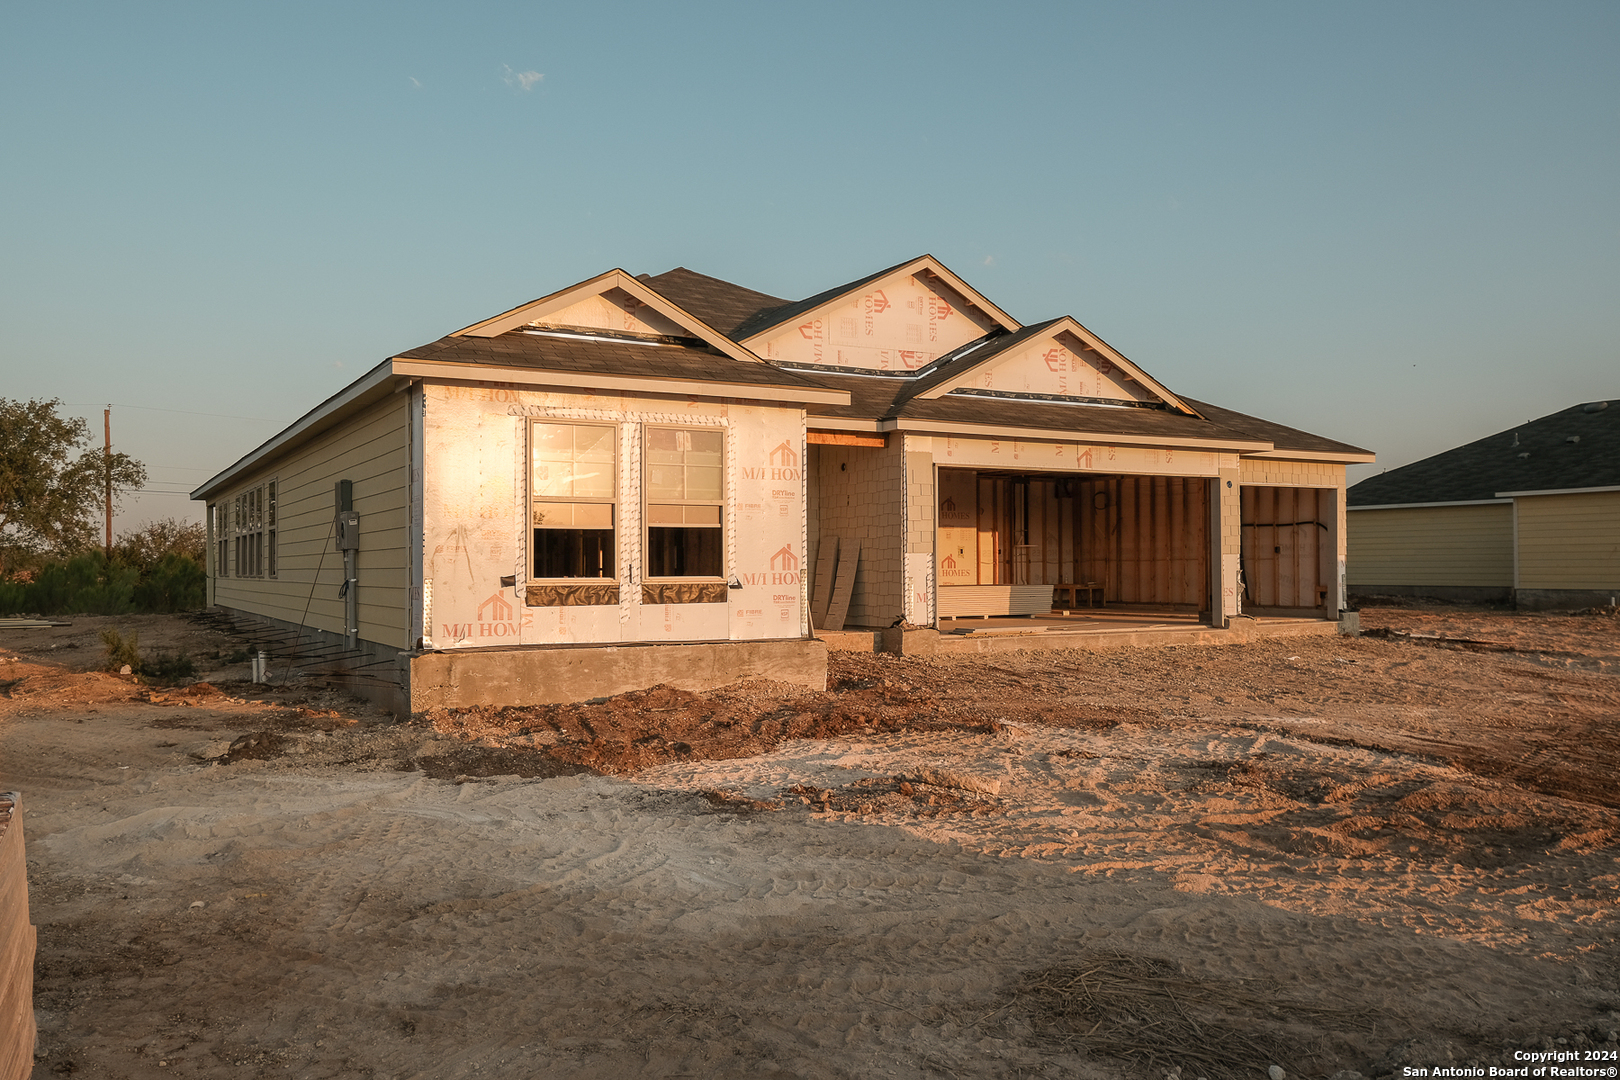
[808,432,888,448]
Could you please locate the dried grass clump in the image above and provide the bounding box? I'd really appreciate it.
[1014,950,1375,1079]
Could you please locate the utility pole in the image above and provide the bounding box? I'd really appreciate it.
[104,406,112,559]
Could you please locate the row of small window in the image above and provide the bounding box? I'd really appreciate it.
[532,422,723,580]
[212,482,276,578]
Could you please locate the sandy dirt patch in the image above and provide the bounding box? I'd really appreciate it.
[1,608,1617,1079]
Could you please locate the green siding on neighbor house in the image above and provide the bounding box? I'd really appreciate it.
[1346,503,1513,588]
[1515,491,1620,590]
[211,394,411,649]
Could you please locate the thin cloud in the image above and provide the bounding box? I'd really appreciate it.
[409,76,423,89]
[983,255,996,267]
[502,65,543,91]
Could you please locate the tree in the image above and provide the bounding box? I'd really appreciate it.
[0,398,147,577]
[113,517,206,571]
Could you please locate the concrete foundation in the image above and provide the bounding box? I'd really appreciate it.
[407,638,828,711]
[213,607,413,715]
[1349,584,1513,604]
[874,618,1338,656]
[1513,588,1620,612]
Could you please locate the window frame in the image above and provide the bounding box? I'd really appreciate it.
[226,480,277,579]
[642,423,726,581]
[527,419,619,582]
[212,502,229,578]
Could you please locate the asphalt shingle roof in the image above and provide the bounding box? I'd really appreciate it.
[396,332,835,393]
[636,268,789,339]
[1347,400,1620,505]
[727,256,927,341]
[794,366,1371,455]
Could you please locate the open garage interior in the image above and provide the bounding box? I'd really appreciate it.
[936,467,1210,619]
[1240,485,1337,615]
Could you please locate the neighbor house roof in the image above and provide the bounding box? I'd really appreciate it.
[1347,400,1619,506]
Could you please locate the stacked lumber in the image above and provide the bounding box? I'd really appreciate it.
[0,794,34,1080]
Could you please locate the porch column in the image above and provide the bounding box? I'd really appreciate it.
[903,440,936,626]
[1210,469,1241,626]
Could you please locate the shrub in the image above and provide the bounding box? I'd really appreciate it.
[101,628,141,671]
[134,551,205,612]
[141,651,197,684]
[30,552,138,615]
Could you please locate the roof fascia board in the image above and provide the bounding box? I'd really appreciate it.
[889,417,1272,453]
[390,359,850,406]
[913,316,1196,416]
[1243,448,1377,464]
[739,255,1021,346]
[1348,499,1514,511]
[806,417,884,433]
[1495,484,1620,498]
[451,269,769,368]
[191,360,398,501]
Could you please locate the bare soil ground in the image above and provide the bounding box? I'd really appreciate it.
[1,607,1617,1079]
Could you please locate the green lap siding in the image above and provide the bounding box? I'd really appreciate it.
[211,395,411,649]
[1346,503,1513,588]
[1515,492,1620,590]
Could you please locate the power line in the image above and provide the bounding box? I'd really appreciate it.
[58,402,280,424]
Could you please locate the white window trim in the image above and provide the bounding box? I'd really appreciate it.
[228,479,277,579]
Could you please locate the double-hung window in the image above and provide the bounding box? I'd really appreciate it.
[229,480,276,578]
[530,421,616,579]
[645,426,724,578]
[212,503,229,577]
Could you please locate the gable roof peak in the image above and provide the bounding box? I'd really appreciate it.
[733,254,1021,343]
[446,267,769,368]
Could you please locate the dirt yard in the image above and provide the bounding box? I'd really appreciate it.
[1,607,1617,1079]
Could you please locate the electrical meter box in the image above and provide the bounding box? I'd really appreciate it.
[336,511,360,551]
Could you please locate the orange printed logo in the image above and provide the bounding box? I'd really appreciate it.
[477,592,513,622]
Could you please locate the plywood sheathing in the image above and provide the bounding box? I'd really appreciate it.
[822,538,861,632]
[810,537,838,627]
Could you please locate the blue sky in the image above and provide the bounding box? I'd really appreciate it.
[3,1,1615,529]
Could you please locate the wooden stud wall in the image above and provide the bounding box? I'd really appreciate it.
[941,469,1209,606]
[1075,476,1208,605]
[1240,486,1333,608]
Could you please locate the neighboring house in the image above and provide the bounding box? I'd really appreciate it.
[1347,400,1619,609]
[192,256,1372,711]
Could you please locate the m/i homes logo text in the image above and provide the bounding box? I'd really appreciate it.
[737,544,800,587]
[443,591,520,641]
[740,441,801,482]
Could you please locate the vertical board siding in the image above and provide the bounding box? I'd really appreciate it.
[1346,504,1514,587]
[1515,492,1620,589]
[211,394,411,648]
